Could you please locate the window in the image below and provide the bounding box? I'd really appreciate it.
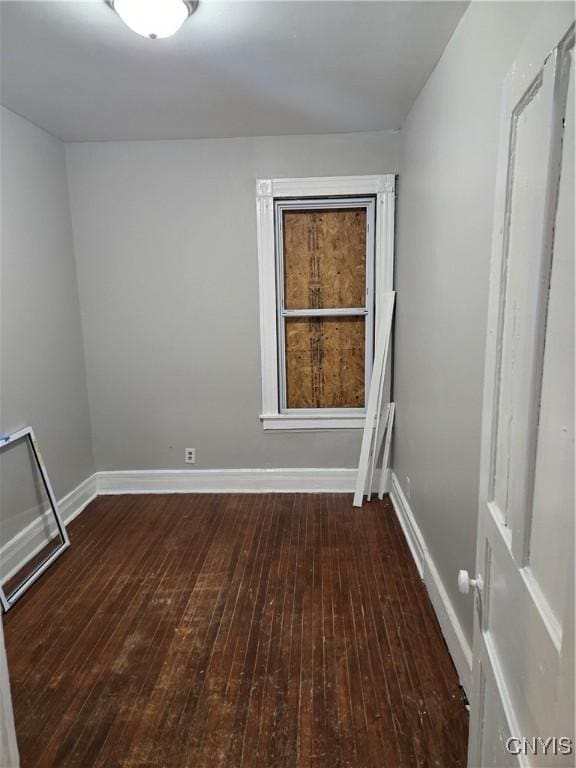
[256,175,395,430]
[276,198,375,411]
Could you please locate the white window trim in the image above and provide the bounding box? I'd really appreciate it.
[256,174,396,431]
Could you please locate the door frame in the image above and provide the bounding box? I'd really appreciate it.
[0,615,19,767]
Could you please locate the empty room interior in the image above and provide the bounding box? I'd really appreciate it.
[0,1,574,766]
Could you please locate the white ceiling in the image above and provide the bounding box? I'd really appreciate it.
[0,1,468,142]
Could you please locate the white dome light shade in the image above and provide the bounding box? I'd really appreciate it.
[112,0,195,39]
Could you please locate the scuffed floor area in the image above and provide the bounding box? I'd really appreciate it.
[5,493,468,767]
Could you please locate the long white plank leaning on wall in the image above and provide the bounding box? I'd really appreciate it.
[353,292,396,507]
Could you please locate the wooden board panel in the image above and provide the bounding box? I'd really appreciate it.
[283,209,366,309]
[4,493,469,768]
[285,316,365,408]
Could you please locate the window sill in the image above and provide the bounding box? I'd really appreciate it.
[260,413,366,431]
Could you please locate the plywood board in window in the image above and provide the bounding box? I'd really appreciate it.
[285,316,365,408]
[283,209,366,309]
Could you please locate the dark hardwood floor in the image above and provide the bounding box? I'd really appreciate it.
[4,493,468,768]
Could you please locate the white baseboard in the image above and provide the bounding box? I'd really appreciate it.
[1,466,469,701]
[1,468,391,587]
[389,472,472,697]
[95,467,390,495]
[60,473,99,523]
[0,474,97,585]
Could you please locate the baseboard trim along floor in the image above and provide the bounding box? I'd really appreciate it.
[2,466,471,696]
[388,472,472,696]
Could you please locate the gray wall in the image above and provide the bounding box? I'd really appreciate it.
[0,107,94,541]
[393,1,551,645]
[66,131,399,471]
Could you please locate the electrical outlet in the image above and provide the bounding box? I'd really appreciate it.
[406,476,411,499]
[185,448,196,464]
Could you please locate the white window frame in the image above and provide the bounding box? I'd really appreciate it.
[256,175,395,431]
[0,426,70,612]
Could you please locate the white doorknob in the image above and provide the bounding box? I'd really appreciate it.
[458,569,483,595]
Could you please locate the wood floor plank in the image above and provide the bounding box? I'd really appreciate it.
[4,493,468,768]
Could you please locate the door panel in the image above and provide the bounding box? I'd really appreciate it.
[528,48,574,622]
[478,659,524,768]
[469,11,574,767]
[483,508,561,738]
[492,57,557,532]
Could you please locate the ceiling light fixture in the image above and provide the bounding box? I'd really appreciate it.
[109,0,198,40]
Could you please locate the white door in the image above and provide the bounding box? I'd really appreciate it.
[466,7,575,767]
[0,615,19,767]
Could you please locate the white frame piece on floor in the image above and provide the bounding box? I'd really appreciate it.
[0,427,70,612]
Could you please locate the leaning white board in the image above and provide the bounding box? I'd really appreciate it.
[377,402,395,500]
[353,292,395,507]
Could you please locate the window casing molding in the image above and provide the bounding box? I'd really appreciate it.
[256,175,396,431]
